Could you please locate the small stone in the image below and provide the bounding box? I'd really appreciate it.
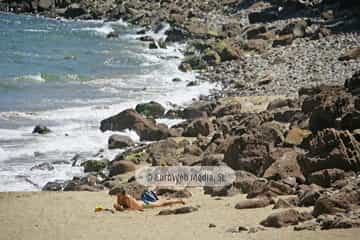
[209,223,216,228]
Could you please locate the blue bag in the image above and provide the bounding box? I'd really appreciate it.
[142,190,159,204]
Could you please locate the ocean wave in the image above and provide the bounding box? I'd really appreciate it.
[112,19,128,27]
[23,29,49,33]
[15,73,46,82]
[76,22,114,36]
[0,147,9,162]
[13,73,90,83]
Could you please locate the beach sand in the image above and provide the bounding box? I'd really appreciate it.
[0,189,359,240]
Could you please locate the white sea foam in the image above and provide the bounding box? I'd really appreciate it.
[15,73,46,82]
[24,29,49,33]
[112,19,128,27]
[78,22,115,36]
[0,147,9,162]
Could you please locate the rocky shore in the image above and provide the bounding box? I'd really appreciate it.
[2,0,360,236]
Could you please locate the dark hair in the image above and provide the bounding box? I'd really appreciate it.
[118,187,126,195]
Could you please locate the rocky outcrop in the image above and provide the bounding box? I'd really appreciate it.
[313,196,351,217]
[32,125,51,134]
[100,109,172,141]
[63,175,104,192]
[307,169,345,188]
[81,160,108,173]
[263,148,305,183]
[135,101,165,118]
[63,3,87,18]
[301,86,354,132]
[260,209,313,228]
[224,134,273,176]
[109,160,136,177]
[298,128,360,175]
[182,118,214,137]
[108,181,146,199]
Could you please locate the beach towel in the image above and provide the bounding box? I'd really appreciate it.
[142,190,159,204]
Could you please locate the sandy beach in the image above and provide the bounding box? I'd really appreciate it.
[1,189,359,240]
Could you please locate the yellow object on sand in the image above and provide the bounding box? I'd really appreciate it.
[94,206,103,212]
[94,206,115,214]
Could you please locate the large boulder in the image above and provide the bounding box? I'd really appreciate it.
[42,181,64,191]
[235,197,274,209]
[63,3,87,18]
[108,134,135,149]
[204,184,240,197]
[263,148,305,183]
[183,118,214,137]
[135,101,165,118]
[313,196,351,217]
[233,170,259,194]
[247,180,296,199]
[158,206,198,215]
[224,134,273,176]
[81,160,108,173]
[284,127,311,146]
[320,214,360,230]
[273,197,299,209]
[298,128,360,175]
[260,209,312,228]
[301,86,353,132]
[38,0,54,10]
[109,160,136,177]
[32,125,51,134]
[100,109,171,141]
[307,169,345,188]
[146,138,189,166]
[63,175,104,192]
[298,185,323,207]
[109,181,146,200]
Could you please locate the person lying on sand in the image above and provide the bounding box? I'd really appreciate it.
[113,187,185,211]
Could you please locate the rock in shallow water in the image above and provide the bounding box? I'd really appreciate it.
[30,162,54,171]
[81,160,108,173]
[32,125,51,134]
[100,109,171,141]
[135,101,165,118]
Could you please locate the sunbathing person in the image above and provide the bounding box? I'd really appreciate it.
[113,188,185,211]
